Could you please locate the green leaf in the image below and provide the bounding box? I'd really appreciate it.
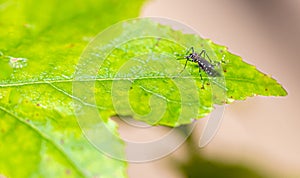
[74,19,287,128]
[0,0,146,177]
[0,1,287,176]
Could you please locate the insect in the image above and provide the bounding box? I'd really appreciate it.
[177,47,221,79]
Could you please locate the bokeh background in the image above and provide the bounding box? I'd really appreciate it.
[125,0,300,177]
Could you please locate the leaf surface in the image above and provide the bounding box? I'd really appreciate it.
[0,0,145,177]
[0,3,287,177]
[74,19,287,127]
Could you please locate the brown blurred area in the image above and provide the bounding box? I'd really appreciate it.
[125,0,300,178]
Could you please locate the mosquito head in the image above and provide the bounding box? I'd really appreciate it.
[186,52,197,61]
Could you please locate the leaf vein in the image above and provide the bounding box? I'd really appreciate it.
[0,105,88,177]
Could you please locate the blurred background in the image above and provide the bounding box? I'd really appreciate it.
[126,0,300,177]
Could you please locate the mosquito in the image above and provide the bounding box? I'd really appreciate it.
[177,47,221,79]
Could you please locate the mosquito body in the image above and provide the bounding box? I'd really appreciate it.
[178,47,221,78]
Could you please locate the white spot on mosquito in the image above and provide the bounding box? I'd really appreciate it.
[9,57,28,69]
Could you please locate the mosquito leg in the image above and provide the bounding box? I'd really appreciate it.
[174,57,190,78]
[175,47,195,78]
[190,47,195,53]
[179,59,189,74]
[198,66,205,89]
[185,47,194,55]
[200,50,213,63]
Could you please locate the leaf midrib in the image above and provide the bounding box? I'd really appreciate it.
[0,75,258,88]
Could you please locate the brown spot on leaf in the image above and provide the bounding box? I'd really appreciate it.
[67,44,75,48]
[65,169,71,175]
